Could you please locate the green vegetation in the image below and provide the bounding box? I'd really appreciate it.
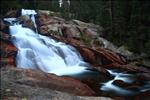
[1,0,150,54]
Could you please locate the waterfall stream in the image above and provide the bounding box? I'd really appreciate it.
[4,9,150,96]
[8,9,89,76]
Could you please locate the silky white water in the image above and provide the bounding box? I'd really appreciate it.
[8,9,89,76]
[101,70,135,95]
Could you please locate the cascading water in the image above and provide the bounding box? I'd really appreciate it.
[8,9,90,76]
[4,9,150,96]
[101,70,150,96]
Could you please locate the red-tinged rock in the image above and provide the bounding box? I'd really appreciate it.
[39,25,49,34]
[1,67,95,96]
[1,41,17,57]
[77,47,96,64]
[1,44,17,57]
[5,44,17,53]
[0,57,16,67]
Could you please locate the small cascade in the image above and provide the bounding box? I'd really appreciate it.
[101,70,135,95]
[101,70,150,96]
[8,9,89,76]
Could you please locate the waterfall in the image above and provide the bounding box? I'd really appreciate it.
[7,9,89,76]
[4,9,150,96]
[100,70,135,95]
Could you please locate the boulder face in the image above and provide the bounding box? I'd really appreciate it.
[37,10,133,58]
[1,68,113,100]
[1,67,95,96]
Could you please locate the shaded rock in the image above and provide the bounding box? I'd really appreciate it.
[0,31,11,41]
[117,46,133,58]
[72,20,103,32]
[0,20,8,30]
[113,80,130,88]
[83,28,98,39]
[125,85,140,91]
[61,25,81,38]
[4,10,19,18]
[97,37,133,58]
[0,20,9,33]
[72,20,89,27]
[76,47,97,64]
[1,67,95,96]
[0,57,16,67]
[94,67,110,77]
[1,41,17,57]
[136,73,150,81]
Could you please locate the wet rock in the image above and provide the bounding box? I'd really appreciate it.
[1,67,95,96]
[126,85,140,91]
[94,67,110,76]
[113,80,130,88]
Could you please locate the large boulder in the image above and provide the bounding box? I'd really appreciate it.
[37,10,103,40]
[1,67,95,96]
[1,67,113,100]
